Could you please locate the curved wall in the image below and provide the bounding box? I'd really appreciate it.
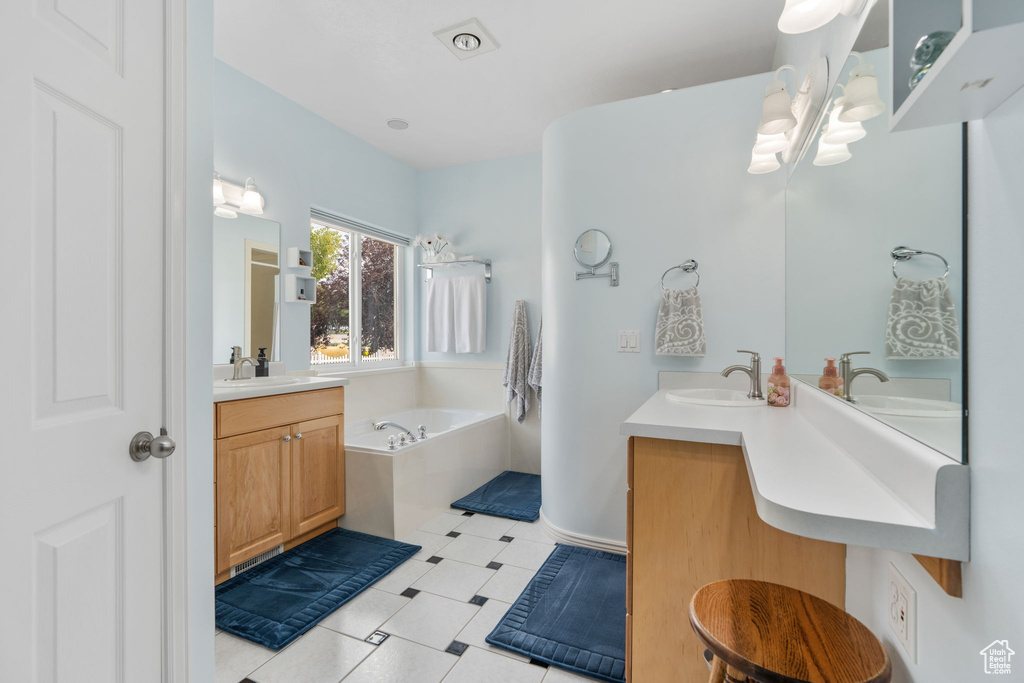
[541,73,787,542]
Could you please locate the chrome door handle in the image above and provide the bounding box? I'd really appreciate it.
[129,428,176,462]
[283,435,291,442]
[295,433,303,439]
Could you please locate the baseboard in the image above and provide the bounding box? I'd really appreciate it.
[539,509,627,555]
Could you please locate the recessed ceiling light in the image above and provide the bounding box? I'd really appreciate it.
[453,33,481,51]
[387,119,410,130]
[660,89,677,94]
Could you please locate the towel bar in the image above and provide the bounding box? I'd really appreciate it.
[418,258,492,282]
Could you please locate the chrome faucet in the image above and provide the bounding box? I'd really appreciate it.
[230,346,258,380]
[839,351,890,403]
[374,421,416,442]
[721,350,764,400]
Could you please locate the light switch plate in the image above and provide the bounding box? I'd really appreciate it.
[618,330,641,353]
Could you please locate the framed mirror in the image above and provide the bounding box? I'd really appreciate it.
[212,213,282,364]
[574,229,612,268]
[786,47,966,462]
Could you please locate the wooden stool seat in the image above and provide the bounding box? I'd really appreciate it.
[689,579,891,683]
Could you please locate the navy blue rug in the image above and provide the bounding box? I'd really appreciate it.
[451,471,541,521]
[486,544,626,683]
[215,528,420,650]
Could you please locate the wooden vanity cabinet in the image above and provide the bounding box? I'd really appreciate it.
[214,387,345,583]
[626,437,847,683]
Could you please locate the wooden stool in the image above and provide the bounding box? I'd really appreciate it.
[689,579,891,683]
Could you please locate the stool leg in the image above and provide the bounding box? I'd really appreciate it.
[708,656,726,683]
[726,664,750,682]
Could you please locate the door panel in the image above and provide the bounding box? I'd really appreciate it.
[216,427,292,572]
[0,0,167,677]
[291,415,345,537]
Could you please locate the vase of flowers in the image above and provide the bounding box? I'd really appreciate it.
[412,233,450,263]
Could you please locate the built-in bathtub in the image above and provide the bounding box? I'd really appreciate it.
[341,408,509,540]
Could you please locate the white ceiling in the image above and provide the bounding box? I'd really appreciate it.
[215,1,788,170]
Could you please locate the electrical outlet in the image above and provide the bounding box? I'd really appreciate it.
[617,330,641,353]
[888,563,917,663]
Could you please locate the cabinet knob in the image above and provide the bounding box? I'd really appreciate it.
[295,433,303,439]
[283,435,291,442]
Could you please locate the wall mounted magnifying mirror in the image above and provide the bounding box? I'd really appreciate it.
[574,229,619,286]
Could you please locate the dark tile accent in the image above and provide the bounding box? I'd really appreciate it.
[365,631,390,646]
[400,588,420,598]
[446,531,461,538]
[426,556,443,564]
[529,659,550,668]
[445,640,469,656]
[486,561,503,570]
[469,594,488,606]
[499,536,514,543]
[462,511,475,516]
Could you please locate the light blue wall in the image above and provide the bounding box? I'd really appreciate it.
[416,154,542,363]
[541,74,787,542]
[214,61,418,369]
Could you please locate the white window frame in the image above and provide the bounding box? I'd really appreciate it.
[310,212,407,370]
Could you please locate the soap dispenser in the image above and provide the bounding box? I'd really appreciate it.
[818,358,844,397]
[767,357,791,407]
[256,348,269,377]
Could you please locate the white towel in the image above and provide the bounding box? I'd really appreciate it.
[886,277,960,359]
[655,287,707,356]
[528,319,543,420]
[503,301,531,423]
[452,275,487,353]
[425,277,454,352]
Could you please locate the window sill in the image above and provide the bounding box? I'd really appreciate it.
[309,363,416,378]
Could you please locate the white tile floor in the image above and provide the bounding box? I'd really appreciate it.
[216,510,595,683]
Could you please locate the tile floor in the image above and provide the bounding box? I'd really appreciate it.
[216,509,594,683]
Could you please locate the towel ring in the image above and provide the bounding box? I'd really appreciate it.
[660,260,699,291]
[891,246,950,280]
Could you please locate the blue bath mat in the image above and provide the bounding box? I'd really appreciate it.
[451,470,542,521]
[215,528,420,650]
[486,544,626,683]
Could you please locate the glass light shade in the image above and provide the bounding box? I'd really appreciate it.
[822,97,866,144]
[212,176,226,206]
[214,206,237,218]
[758,84,798,135]
[839,66,884,122]
[753,132,789,155]
[777,0,841,34]
[748,150,781,174]
[813,130,853,166]
[239,177,264,215]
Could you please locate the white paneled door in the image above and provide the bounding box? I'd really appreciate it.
[0,0,172,681]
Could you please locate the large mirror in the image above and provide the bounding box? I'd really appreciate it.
[212,214,281,364]
[786,47,965,462]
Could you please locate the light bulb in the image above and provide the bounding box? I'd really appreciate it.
[758,82,797,135]
[778,0,842,34]
[239,177,264,215]
[839,64,885,122]
[821,97,866,144]
[748,150,781,174]
[212,175,226,206]
[753,132,789,155]
[813,128,853,166]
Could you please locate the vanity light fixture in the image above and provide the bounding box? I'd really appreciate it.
[821,94,867,144]
[214,206,238,219]
[748,150,781,174]
[812,125,853,166]
[213,173,227,206]
[757,65,799,135]
[838,52,885,122]
[753,131,790,155]
[239,177,265,215]
[778,0,871,35]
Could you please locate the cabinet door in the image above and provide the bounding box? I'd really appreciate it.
[216,426,291,574]
[291,415,345,537]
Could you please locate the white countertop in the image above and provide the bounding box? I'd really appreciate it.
[212,375,349,403]
[621,384,969,560]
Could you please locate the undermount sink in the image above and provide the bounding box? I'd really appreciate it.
[666,388,766,407]
[854,395,962,418]
[214,376,303,389]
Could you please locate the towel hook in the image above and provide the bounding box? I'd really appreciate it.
[891,246,950,280]
[660,260,700,291]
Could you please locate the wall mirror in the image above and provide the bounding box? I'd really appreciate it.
[786,46,966,462]
[212,213,281,364]
[574,229,619,286]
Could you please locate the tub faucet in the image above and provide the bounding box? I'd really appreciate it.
[839,352,890,404]
[230,346,258,380]
[374,421,416,442]
[721,350,764,400]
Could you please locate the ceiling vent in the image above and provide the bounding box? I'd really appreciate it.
[433,18,500,60]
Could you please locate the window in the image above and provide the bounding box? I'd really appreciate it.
[309,214,405,367]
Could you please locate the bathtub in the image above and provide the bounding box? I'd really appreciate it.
[341,408,509,540]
